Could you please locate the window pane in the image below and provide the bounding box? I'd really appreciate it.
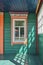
[15,21,24,26]
[20,37,24,40]
[38,27,42,34]
[20,27,24,37]
[38,21,42,28]
[15,37,19,40]
[42,25,43,33]
[15,27,19,37]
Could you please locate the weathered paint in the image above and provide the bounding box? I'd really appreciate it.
[38,35,43,64]
[36,15,38,54]
[0,12,4,54]
[10,13,28,45]
[38,3,43,64]
[4,12,36,54]
[36,0,41,14]
[27,13,36,54]
[4,12,23,54]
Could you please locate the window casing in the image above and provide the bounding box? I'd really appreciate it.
[38,4,43,34]
[38,16,43,34]
[12,19,27,43]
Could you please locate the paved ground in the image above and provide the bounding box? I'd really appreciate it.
[0,45,42,65]
[0,54,42,65]
[0,60,15,65]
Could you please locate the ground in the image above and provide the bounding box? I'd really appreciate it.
[0,45,42,65]
[0,54,42,65]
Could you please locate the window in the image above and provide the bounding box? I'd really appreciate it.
[12,19,27,43]
[38,4,43,34]
[38,16,43,34]
[15,21,24,41]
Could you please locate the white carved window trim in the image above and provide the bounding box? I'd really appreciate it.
[12,19,27,43]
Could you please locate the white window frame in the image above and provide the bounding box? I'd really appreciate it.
[38,4,43,34]
[12,19,27,43]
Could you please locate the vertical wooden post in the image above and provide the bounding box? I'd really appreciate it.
[0,12,4,54]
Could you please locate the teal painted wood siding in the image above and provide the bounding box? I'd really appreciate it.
[4,12,36,54]
[27,13,36,54]
[38,34,43,64]
[4,12,23,54]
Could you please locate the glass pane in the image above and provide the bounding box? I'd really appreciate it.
[38,27,42,34]
[20,27,24,37]
[15,27,19,37]
[42,25,43,33]
[20,37,24,40]
[15,37,19,40]
[15,21,24,26]
[38,21,41,28]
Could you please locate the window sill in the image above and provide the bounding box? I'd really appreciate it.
[11,41,27,45]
